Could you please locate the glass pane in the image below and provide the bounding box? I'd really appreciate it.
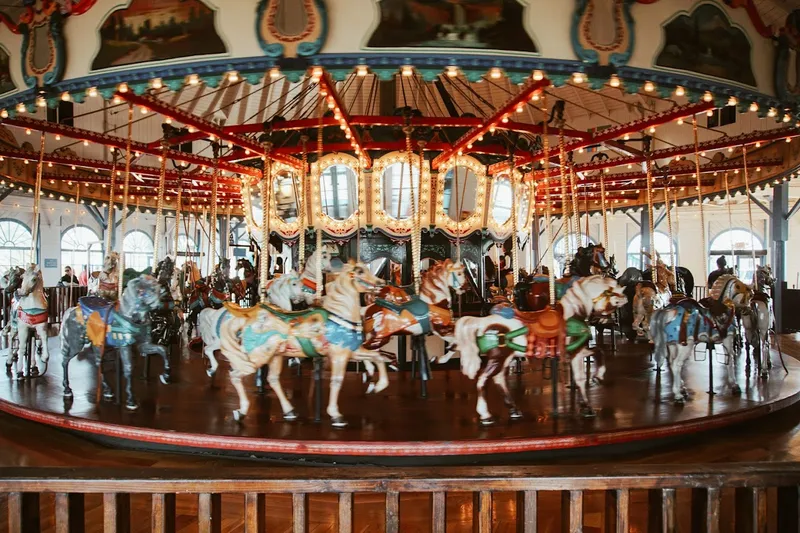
[320,164,357,220]
[382,162,419,219]
[442,166,478,221]
[274,171,299,223]
[491,178,512,224]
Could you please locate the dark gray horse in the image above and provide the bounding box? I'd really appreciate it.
[60,275,166,410]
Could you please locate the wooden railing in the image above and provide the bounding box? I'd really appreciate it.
[2,463,800,532]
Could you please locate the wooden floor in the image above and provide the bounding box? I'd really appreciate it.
[1,336,800,532]
[0,334,799,460]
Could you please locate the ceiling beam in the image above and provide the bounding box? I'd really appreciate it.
[316,70,371,168]
[432,76,550,169]
[116,91,303,171]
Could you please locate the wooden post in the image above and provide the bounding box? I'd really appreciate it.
[432,492,447,533]
[338,493,353,533]
[293,493,308,533]
[55,493,84,533]
[516,490,536,533]
[473,491,492,533]
[244,493,265,533]
[151,494,175,533]
[103,493,130,533]
[560,490,582,533]
[198,493,221,533]
[8,492,40,533]
[386,492,400,533]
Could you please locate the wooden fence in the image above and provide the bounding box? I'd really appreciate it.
[2,463,800,532]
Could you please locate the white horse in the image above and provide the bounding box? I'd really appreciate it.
[742,266,777,379]
[454,276,628,423]
[219,262,384,427]
[196,270,306,377]
[299,246,334,304]
[7,264,51,378]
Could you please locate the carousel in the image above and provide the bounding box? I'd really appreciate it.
[0,0,798,462]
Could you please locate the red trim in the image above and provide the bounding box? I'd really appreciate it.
[0,385,797,456]
[17,309,47,326]
[316,72,371,168]
[302,278,317,292]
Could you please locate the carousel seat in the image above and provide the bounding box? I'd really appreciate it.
[752,291,771,303]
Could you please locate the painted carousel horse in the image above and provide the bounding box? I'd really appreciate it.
[147,257,182,379]
[454,276,628,423]
[60,275,167,409]
[185,259,243,339]
[362,259,467,388]
[235,257,259,306]
[651,275,752,403]
[4,265,52,379]
[218,262,385,427]
[88,252,120,301]
[0,266,24,375]
[195,270,306,377]
[741,266,782,379]
[297,246,335,305]
[568,243,613,277]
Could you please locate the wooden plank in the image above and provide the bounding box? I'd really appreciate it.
[338,493,353,533]
[386,491,400,533]
[648,489,663,533]
[736,487,767,533]
[55,493,84,533]
[198,493,221,533]
[612,489,628,533]
[661,488,676,533]
[560,490,582,533]
[7,492,38,533]
[516,490,536,533]
[103,493,130,533]
[755,487,767,533]
[293,493,308,533]
[432,492,447,533]
[151,494,175,533]
[777,485,800,533]
[244,493,265,533]
[473,491,492,533]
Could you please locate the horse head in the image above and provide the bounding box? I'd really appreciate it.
[103,252,119,274]
[756,265,775,292]
[19,264,43,297]
[122,275,165,323]
[579,276,628,317]
[342,261,384,294]
[442,258,467,295]
[153,256,175,287]
[0,266,24,295]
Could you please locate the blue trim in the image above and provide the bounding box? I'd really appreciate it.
[19,9,66,89]
[571,0,636,67]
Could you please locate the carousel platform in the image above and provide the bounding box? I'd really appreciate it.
[1,339,799,464]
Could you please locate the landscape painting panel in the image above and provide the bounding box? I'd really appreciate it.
[0,49,14,94]
[92,0,226,70]
[366,0,536,53]
[655,3,756,86]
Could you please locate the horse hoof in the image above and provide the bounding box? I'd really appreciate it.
[591,376,603,385]
[233,409,244,422]
[509,409,524,420]
[673,397,685,405]
[15,372,23,381]
[479,416,495,426]
[29,367,38,377]
[103,391,114,401]
[283,410,298,421]
[125,402,139,411]
[580,406,596,418]
[732,385,742,395]
[362,372,368,384]
[159,374,170,385]
[760,372,770,380]
[206,368,216,378]
[366,382,376,394]
[63,390,73,399]
[330,416,348,428]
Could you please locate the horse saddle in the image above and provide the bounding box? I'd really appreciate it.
[77,296,138,348]
[514,306,565,339]
[752,291,770,304]
[638,281,657,292]
[376,285,415,305]
[224,302,327,324]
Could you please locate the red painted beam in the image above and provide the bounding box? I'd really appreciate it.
[491,100,717,174]
[316,70,372,167]
[116,91,303,170]
[432,76,550,169]
[2,116,260,177]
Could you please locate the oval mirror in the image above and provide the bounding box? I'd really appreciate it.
[442,166,478,222]
[382,161,420,219]
[249,180,264,225]
[319,164,357,220]
[273,170,299,223]
[491,177,513,224]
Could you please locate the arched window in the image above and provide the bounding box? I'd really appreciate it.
[491,179,513,223]
[382,161,419,219]
[123,230,154,271]
[627,231,677,269]
[709,228,766,282]
[0,219,31,273]
[61,225,103,274]
[175,234,198,269]
[553,233,595,276]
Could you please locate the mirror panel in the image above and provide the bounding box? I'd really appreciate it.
[319,164,357,220]
[274,170,299,223]
[442,166,479,222]
[382,161,420,220]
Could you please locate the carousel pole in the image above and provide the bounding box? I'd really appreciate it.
[600,174,609,248]
[644,142,657,286]
[664,184,678,287]
[723,171,736,273]
[153,141,168,264]
[298,136,308,272]
[315,93,324,304]
[417,139,426,267]
[692,116,709,286]
[118,103,134,300]
[570,163,580,250]
[742,145,758,292]
[105,157,118,256]
[70,183,80,307]
[260,144,272,303]
[174,184,182,260]
[558,128,572,264]
[404,126,421,293]
[511,166,519,288]
[30,133,45,263]
[209,148,220,272]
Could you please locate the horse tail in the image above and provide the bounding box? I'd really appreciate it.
[650,309,666,369]
[218,315,261,375]
[454,316,487,380]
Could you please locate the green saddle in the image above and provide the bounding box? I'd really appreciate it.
[374,296,431,333]
[261,305,329,324]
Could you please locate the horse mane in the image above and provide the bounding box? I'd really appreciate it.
[420,259,451,303]
[322,266,360,322]
[560,275,593,318]
[709,275,738,300]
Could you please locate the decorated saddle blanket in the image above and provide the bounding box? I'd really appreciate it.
[76,296,142,348]
[226,302,364,358]
[375,285,415,305]
[664,300,719,345]
[15,306,47,327]
[371,295,431,333]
